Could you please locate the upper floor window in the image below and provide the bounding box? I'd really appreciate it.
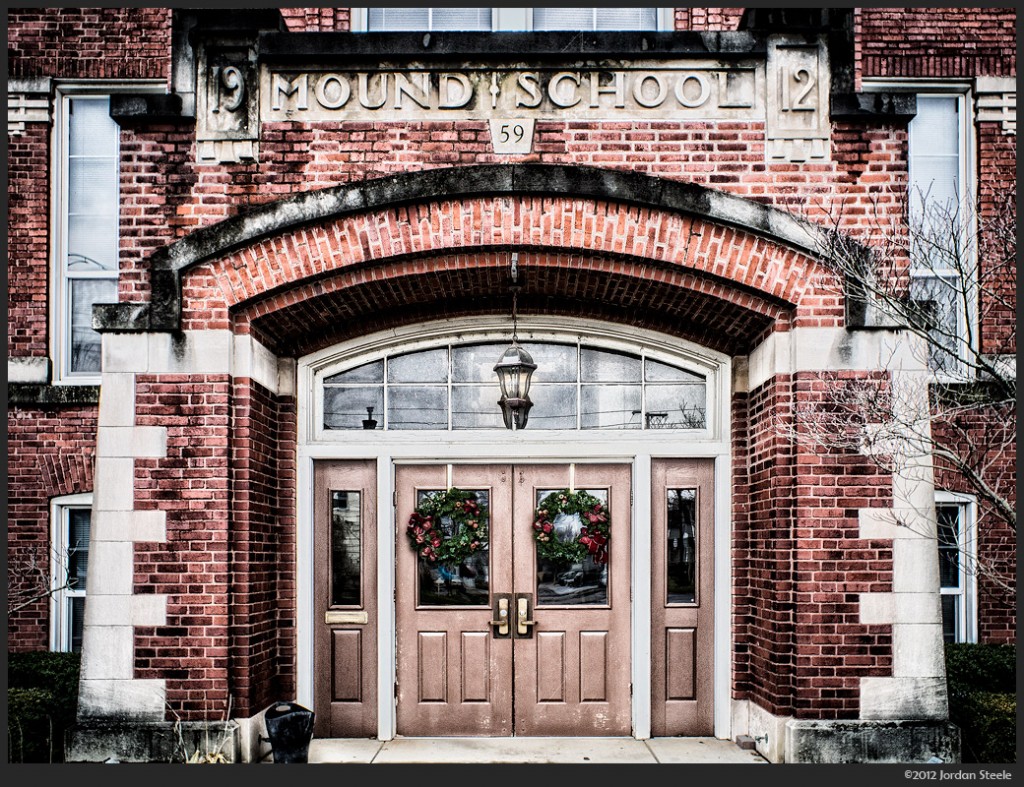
[358,7,665,32]
[320,340,708,431]
[50,494,91,653]
[906,91,975,378]
[54,92,120,380]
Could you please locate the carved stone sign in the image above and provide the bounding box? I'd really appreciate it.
[194,36,831,163]
[260,63,764,122]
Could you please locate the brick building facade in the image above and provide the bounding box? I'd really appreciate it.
[6,7,1016,763]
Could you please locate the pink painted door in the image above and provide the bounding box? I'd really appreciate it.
[650,459,715,735]
[395,463,632,736]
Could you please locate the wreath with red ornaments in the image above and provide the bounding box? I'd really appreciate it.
[406,488,488,566]
[532,489,610,565]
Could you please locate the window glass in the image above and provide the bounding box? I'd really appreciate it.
[53,503,90,653]
[367,7,492,31]
[533,7,657,30]
[322,341,707,431]
[62,96,120,376]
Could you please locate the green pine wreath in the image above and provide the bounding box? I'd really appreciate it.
[406,488,488,565]
[532,489,610,565]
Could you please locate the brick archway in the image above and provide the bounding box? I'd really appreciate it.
[98,165,845,350]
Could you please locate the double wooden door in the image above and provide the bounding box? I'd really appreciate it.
[395,463,632,736]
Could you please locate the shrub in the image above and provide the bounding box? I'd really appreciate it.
[7,651,81,763]
[945,644,1017,764]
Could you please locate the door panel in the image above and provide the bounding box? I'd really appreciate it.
[512,464,632,736]
[313,460,377,737]
[395,464,513,735]
[651,459,715,735]
[395,463,631,736]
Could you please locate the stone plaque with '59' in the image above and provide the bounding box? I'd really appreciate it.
[259,63,766,123]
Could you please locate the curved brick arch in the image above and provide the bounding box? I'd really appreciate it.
[96,164,843,336]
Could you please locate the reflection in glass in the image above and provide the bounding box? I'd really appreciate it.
[937,505,961,589]
[388,348,448,383]
[535,488,608,606]
[452,343,507,383]
[324,386,383,430]
[667,489,696,604]
[417,489,490,607]
[523,343,577,383]
[330,491,361,606]
[646,384,706,429]
[581,384,641,429]
[527,384,577,429]
[388,386,448,429]
[581,347,641,382]
[324,360,384,384]
[453,384,504,429]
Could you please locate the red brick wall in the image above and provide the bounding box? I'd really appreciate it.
[675,7,745,31]
[733,372,896,718]
[7,123,50,358]
[7,7,172,81]
[133,375,232,720]
[280,7,351,32]
[7,406,98,651]
[229,379,297,717]
[857,7,1017,82]
[977,122,1017,358]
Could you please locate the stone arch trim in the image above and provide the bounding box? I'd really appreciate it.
[96,164,838,334]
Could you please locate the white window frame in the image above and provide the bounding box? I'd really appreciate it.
[49,492,92,652]
[351,7,674,32]
[935,491,978,644]
[862,80,978,381]
[50,81,163,384]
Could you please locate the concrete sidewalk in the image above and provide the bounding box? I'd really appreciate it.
[307,736,768,764]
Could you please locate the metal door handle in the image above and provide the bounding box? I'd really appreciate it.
[489,594,511,637]
[516,595,535,637]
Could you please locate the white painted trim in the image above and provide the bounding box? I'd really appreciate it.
[376,456,396,740]
[295,454,315,710]
[631,454,652,739]
[713,447,733,739]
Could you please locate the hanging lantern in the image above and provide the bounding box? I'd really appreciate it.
[493,341,536,430]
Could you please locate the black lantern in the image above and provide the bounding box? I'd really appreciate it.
[493,341,536,430]
[494,253,536,430]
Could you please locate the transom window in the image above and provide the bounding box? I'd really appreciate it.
[359,7,665,32]
[322,341,707,431]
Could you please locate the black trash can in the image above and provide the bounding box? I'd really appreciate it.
[264,701,315,763]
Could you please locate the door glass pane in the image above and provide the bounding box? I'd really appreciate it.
[535,488,609,606]
[416,489,490,607]
[581,384,641,429]
[666,489,697,604]
[330,491,361,606]
[388,385,448,429]
[323,386,383,430]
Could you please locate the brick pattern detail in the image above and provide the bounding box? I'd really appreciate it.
[733,373,895,719]
[857,8,1016,81]
[7,122,50,358]
[229,379,297,717]
[132,375,232,719]
[7,406,98,651]
[977,123,1017,358]
[279,7,351,32]
[675,8,745,31]
[7,8,172,81]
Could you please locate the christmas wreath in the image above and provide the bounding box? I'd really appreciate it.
[406,488,488,566]
[532,489,610,565]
